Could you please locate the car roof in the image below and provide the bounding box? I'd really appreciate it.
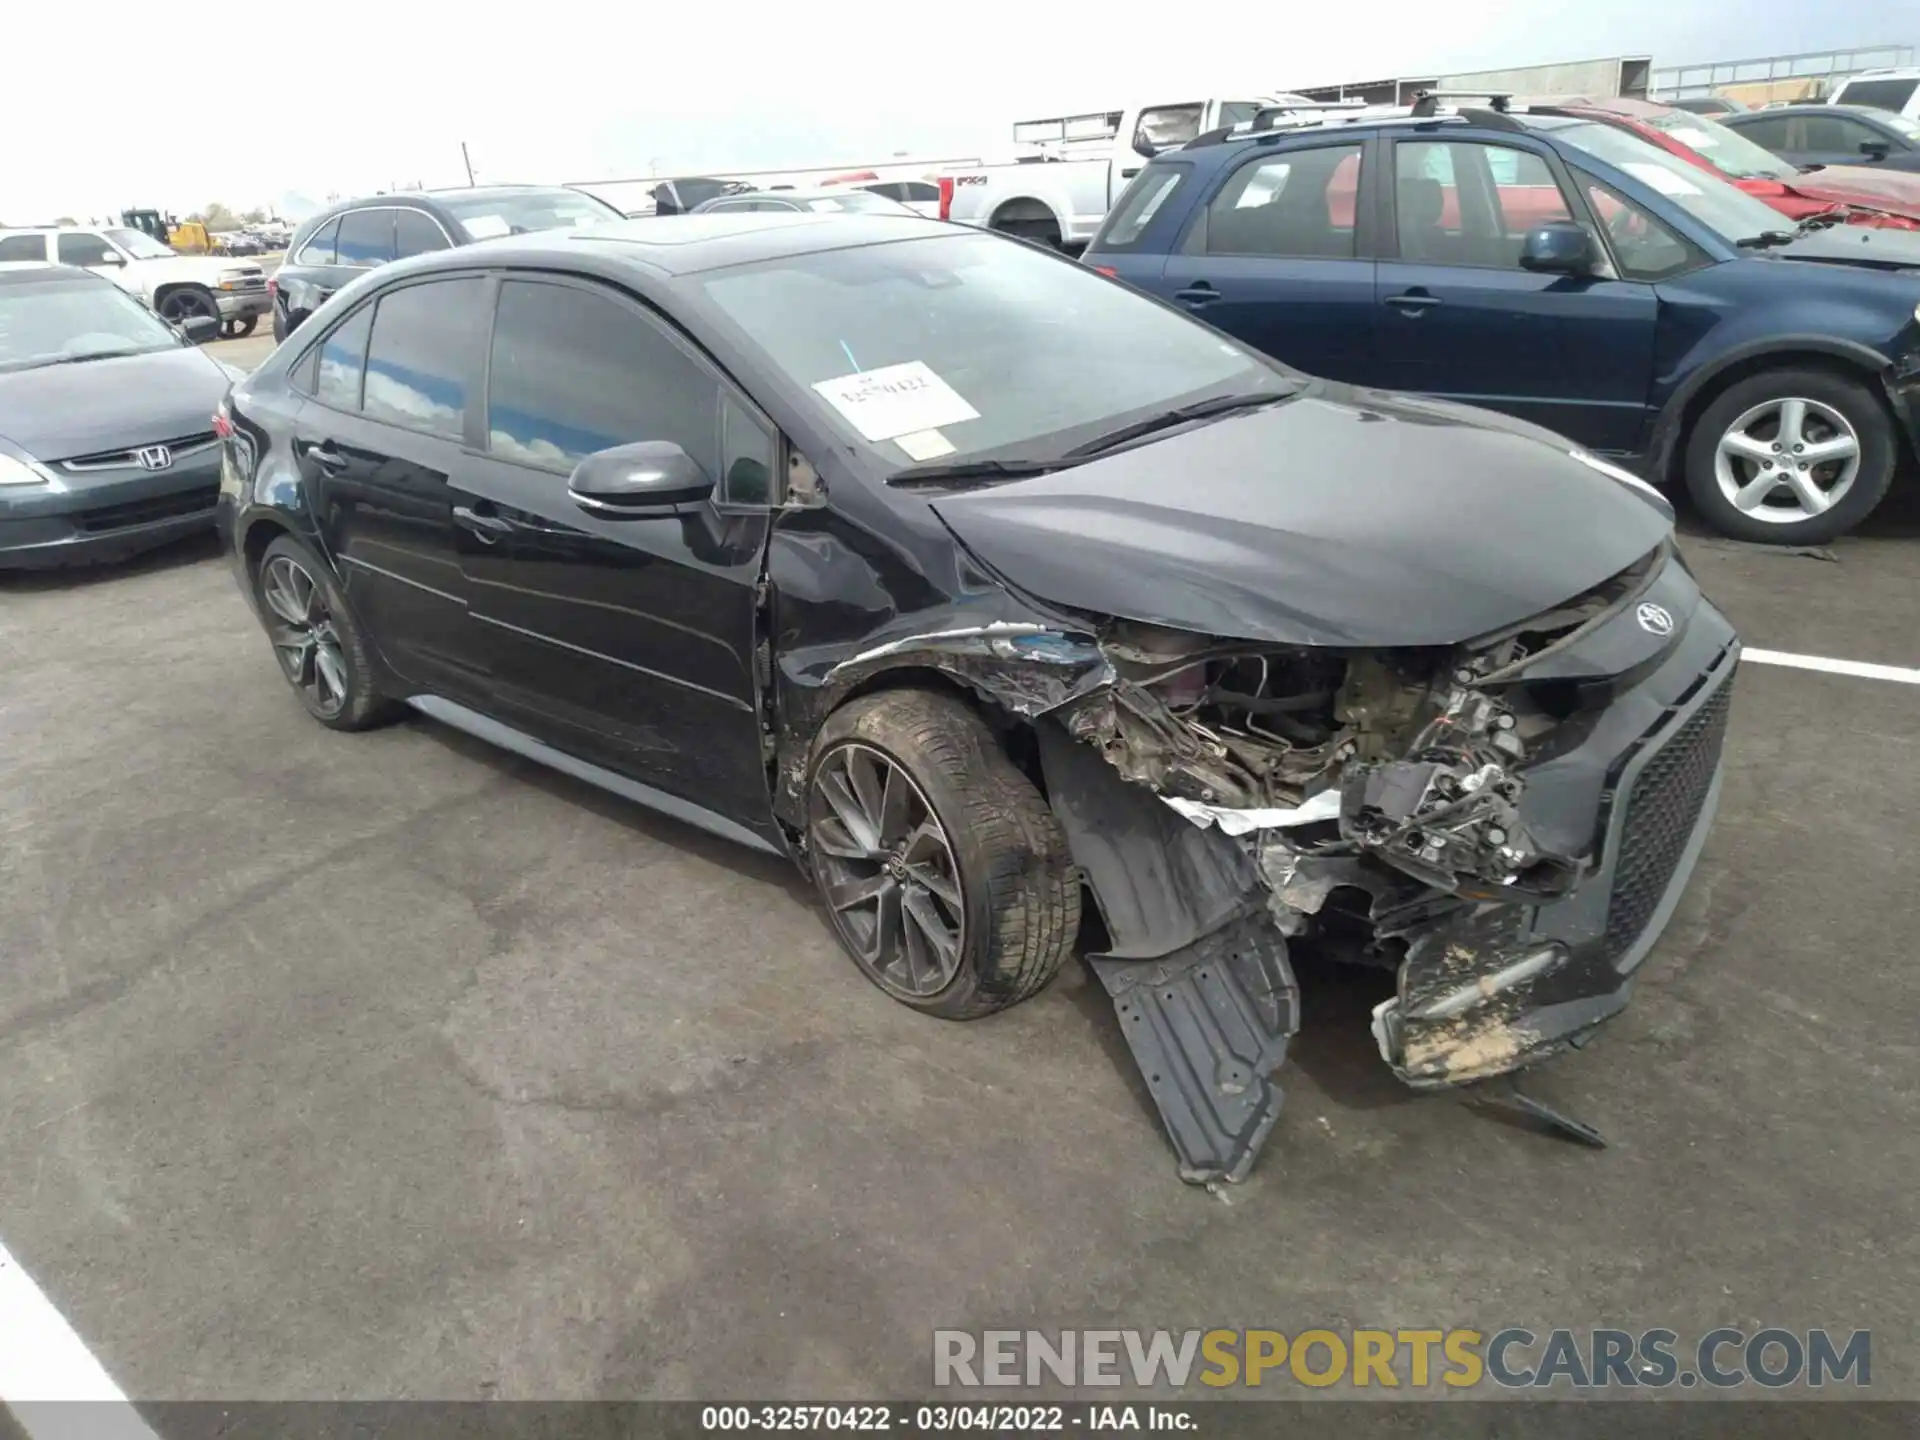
[0,262,112,286]
[404,212,961,279]
[1183,108,1585,159]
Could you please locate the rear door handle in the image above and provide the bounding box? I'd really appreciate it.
[1385,291,1441,313]
[1174,283,1219,307]
[306,441,348,472]
[453,502,514,542]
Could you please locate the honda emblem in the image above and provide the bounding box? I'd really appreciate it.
[135,445,173,471]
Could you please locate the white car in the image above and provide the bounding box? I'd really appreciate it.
[1828,68,1920,121]
[0,225,271,335]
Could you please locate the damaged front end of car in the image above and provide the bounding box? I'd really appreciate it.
[922,540,1739,1184]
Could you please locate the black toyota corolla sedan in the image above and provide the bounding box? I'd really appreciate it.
[1,264,237,568]
[216,214,1739,1183]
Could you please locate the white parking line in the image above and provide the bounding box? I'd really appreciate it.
[1742,648,1920,686]
[0,1238,156,1439]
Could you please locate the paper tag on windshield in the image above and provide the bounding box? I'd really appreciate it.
[895,429,956,461]
[462,215,510,239]
[812,361,979,442]
[1620,162,1700,197]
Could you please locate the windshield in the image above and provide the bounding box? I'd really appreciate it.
[801,192,913,214]
[439,189,623,240]
[1639,109,1796,180]
[1554,121,1794,242]
[103,227,175,260]
[0,276,180,372]
[696,230,1290,470]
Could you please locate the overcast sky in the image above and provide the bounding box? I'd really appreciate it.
[7,2,1913,222]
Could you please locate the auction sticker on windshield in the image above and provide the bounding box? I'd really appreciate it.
[1621,161,1702,197]
[812,361,980,442]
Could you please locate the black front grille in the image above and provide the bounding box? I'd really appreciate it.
[74,484,219,533]
[58,431,220,472]
[1601,674,1734,961]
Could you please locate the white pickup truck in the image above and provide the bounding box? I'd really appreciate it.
[0,224,271,335]
[937,96,1311,248]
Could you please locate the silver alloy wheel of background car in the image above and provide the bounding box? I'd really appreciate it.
[260,554,350,719]
[1712,396,1861,524]
[808,741,967,1000]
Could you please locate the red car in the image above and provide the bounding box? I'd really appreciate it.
[1543,97,1920,231]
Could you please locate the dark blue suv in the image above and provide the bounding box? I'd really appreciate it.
[1084,102,1920,544]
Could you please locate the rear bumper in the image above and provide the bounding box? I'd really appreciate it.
[0,452,220,568]
[1371,595,1740,1088]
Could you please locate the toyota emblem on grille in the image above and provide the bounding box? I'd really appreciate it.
[135,445,173,471]
[1636,602,1674,637]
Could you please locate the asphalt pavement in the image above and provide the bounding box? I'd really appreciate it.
[1,420,1916,1405]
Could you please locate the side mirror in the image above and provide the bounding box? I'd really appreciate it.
[567,441,712,514]
[95,250,127,266]
[1519,221,1596,275]
[178,314,219,344]
[1858,140,1891,161]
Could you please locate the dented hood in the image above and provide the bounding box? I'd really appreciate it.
[929,385,1673,648]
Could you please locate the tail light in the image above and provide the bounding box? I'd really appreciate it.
[1091,265,1118,278]
[938,176,955,222]
[212,401,234,439]
[267,277,277,299]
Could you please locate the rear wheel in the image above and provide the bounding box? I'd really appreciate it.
[1684,367,1895,544]
[806,690,1079,1019]
[253,535,398,731]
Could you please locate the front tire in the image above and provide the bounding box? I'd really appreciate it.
[806,690,1079,1019]
[1683,367,1895,544]
[253,535,398,731]
[157,285,221,327]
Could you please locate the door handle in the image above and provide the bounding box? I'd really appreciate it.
[1174,283,1219,307]
[1385,291,1441,313]
[306,441,348,472]
[453,502,514,542]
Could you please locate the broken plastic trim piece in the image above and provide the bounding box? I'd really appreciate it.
[1162,789,1342,835]
[1088,913,1299,1186]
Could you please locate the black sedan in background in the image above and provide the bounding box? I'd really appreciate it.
[1,265,236,568]
[216,214,1735,1184]
[272,185,625,341]
[1721,104,1920,173]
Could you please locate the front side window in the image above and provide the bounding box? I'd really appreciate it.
[1096,164,1187,248]
[1395,141,1573,267]
[102,228,173,259]
[486,279,719,474]
[335,210,396,268]
[1205,145,1360,258]
[1801,113,1886,153]
[312,305,373,411]
[361,278,485,438]
[57,233,119,266]
[0,274,181,373]
[296,217,340,267]
[1581,178,1700,280]
[0,234,47,262]
[393,211,451,260]
[695,230,1288,470]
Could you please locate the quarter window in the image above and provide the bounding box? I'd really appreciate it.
[361,278,485,438]
[335,210,396,268]
[313,305,373,411]
[486,279,719,475]
[0,235,49,261]
[56,233,118,266]
[393,211,450,259]
[295,217,340,266]
[720,397,776,507]
[1395,141,1573,267]
[1203,145,1360,257]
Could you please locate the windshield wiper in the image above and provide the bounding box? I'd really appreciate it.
[1059,389,1296,461]
[887,457,1062,491]
[1735,230,1797,249]
[15,348,154,369]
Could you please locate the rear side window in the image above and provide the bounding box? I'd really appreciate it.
[1203,145,1361,258]
[0,234,49,261]
[393,211,450,260]
[313,305,373,410]
[1833,78,1919,113]
[1096,165,1188,248]
[335,210,396,268]
[485,278,719,474]
[295,217,340,266]
[362,278,485,438]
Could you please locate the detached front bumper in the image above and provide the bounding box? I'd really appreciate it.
[1372,585,1740,1088]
